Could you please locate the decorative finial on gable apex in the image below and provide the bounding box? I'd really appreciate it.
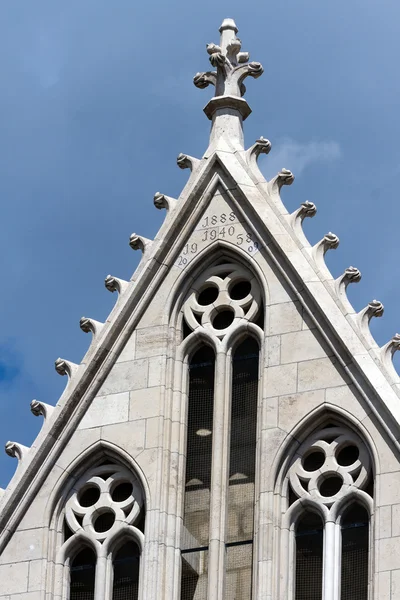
[194,19,264,148]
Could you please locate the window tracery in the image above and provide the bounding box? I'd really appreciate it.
[57,461,145,600]
[281,424,373,600]
[179,260,263,600]
[182,262,262,340]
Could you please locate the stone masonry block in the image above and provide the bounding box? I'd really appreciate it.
[280,330,328,364]
[268,302,302,336]
[264,364,297,398]
[100,419,145,457]
[0,562,29,595]
[98,359,148,395]
[378,537,400,572]
[278,389,325,433]
[0,529,44,565]
[135,326,169,359]
[297,358,346,392]
[129,386,163,421]
[78,392,129,430]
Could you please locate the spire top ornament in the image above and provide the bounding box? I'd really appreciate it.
[194,18,263,148]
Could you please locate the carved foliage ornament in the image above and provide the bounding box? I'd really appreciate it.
[193,18,263,99]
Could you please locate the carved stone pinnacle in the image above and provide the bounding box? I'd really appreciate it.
[195,19,264,125]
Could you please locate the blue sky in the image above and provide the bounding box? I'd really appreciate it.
[1,0,400,487]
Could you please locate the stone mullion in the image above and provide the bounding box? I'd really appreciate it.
[160,355,186,600]
[207,349,231,600]
[323,520,339,600]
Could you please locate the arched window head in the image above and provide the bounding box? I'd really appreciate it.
[288,424,372,509]
[181,262,262,341]
[70,546,96,600]
[57,460,145,600]
[64,462,144,544]
[281,422,373,600]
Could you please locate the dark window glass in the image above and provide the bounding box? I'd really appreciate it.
[295,512,323,600]
[227,338,259,544]
[112,541,140,600]
[341,504,369,600]
[70,547,96,600]
[181,549,208,600]
[183,346,215,549]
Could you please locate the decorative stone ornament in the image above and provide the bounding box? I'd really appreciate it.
[63,462,144,545]
[30,400,54,420]
[182,262,261,341]
[288,426,371,508]
[194,18,264,146]
[104,274,129,294]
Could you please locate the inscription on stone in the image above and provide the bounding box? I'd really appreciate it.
[176,211,261,269]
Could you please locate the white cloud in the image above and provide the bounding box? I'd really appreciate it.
[260,138,341,180]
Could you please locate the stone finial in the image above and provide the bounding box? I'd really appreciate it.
[5,441,29,462]
[381,333,400,374]
[105,275,129,295]
[55,358,78,378]
[153,192,177,212]
[80,317,104,337]
[176,153,199,171]
[268,168,295,194]
[30,399,54,420]
[195,19,263,118]
[129,234,152,253]
[195,19,264,147]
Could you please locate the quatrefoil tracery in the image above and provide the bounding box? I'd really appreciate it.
[183,263,261,339]
[289,427,371,508]
[65,463,144,543]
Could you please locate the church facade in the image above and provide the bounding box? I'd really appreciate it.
[1,18,400,600]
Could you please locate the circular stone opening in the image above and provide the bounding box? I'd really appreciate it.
[319,475,343,497]
[229,280,251,300]
[93,510,115,533]
[197,286,219,306]
[336,445,359,466]
[111,482,133,503]
[78,486,100,508]
[213,309,234,330]
[302,451,325,472]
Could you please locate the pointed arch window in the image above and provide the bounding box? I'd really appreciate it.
[55,460,145,600]
[340,504,369,600]
[295,512,323,600]
[226,338,259,599]
[181,346,215,600]
[112,541,141,600]
[179,260,263,600]
[281,425,373,600]
[70,547,96,600]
